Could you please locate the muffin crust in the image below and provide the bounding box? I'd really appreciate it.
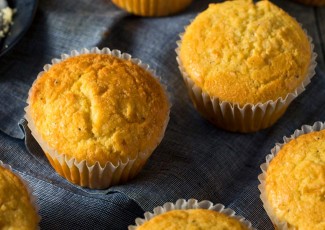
[28,53,170,166]
[265,130,325,230]
[0,166,38,230]
[179,0,311,106]
[137,209,249,230]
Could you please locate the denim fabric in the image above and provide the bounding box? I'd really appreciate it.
[0,0,325,229]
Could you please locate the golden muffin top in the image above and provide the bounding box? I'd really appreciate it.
[137,209,249,230]
[265,130,325,230]
[28,53,170,166]
[179,0,311,106]
[0,166,38,230]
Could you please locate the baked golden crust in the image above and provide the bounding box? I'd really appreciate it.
[0,166,38,230]
[179,0,311,106]
[28,53,169,166]
[265,130,325,230]
[137,209,249,230]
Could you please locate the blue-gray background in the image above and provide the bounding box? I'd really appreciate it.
[0,0,324,229]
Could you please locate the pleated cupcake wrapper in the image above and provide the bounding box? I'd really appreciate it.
[128,198,256,230]
[112,0,193,17]
[0,161,41,229]
[257,121,325,229]
[25,47,171,189]
[176,30,317,132]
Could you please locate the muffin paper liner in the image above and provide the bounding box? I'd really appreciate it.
[111,0,193,17]
[176,30,317,133]
[0,161,41,229]
[257,121,325,229]
[25,47,170,189]
[128,198,256,230]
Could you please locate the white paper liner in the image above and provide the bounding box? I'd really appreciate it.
[128,198,256,230]
[0,161,41,229]
[176,27,317,132]
[25,47,171,189]
[257,121,325,230]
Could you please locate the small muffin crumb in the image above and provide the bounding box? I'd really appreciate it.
[0,6,14,38]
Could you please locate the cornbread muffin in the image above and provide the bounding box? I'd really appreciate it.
[136,209,249,230]
[26,49,170,188]
[111,0,193,17]
[129,199,255,230]
[0,165,39,230]
[264,130,325,229]
[177,0,315,132]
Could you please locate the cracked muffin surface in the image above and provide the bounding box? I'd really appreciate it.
[28,53,170,166]
[265,130,325,230]
[179,0,311,106]
[0,166,38,230]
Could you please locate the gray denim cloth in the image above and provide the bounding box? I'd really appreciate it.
[0,0,325,229]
